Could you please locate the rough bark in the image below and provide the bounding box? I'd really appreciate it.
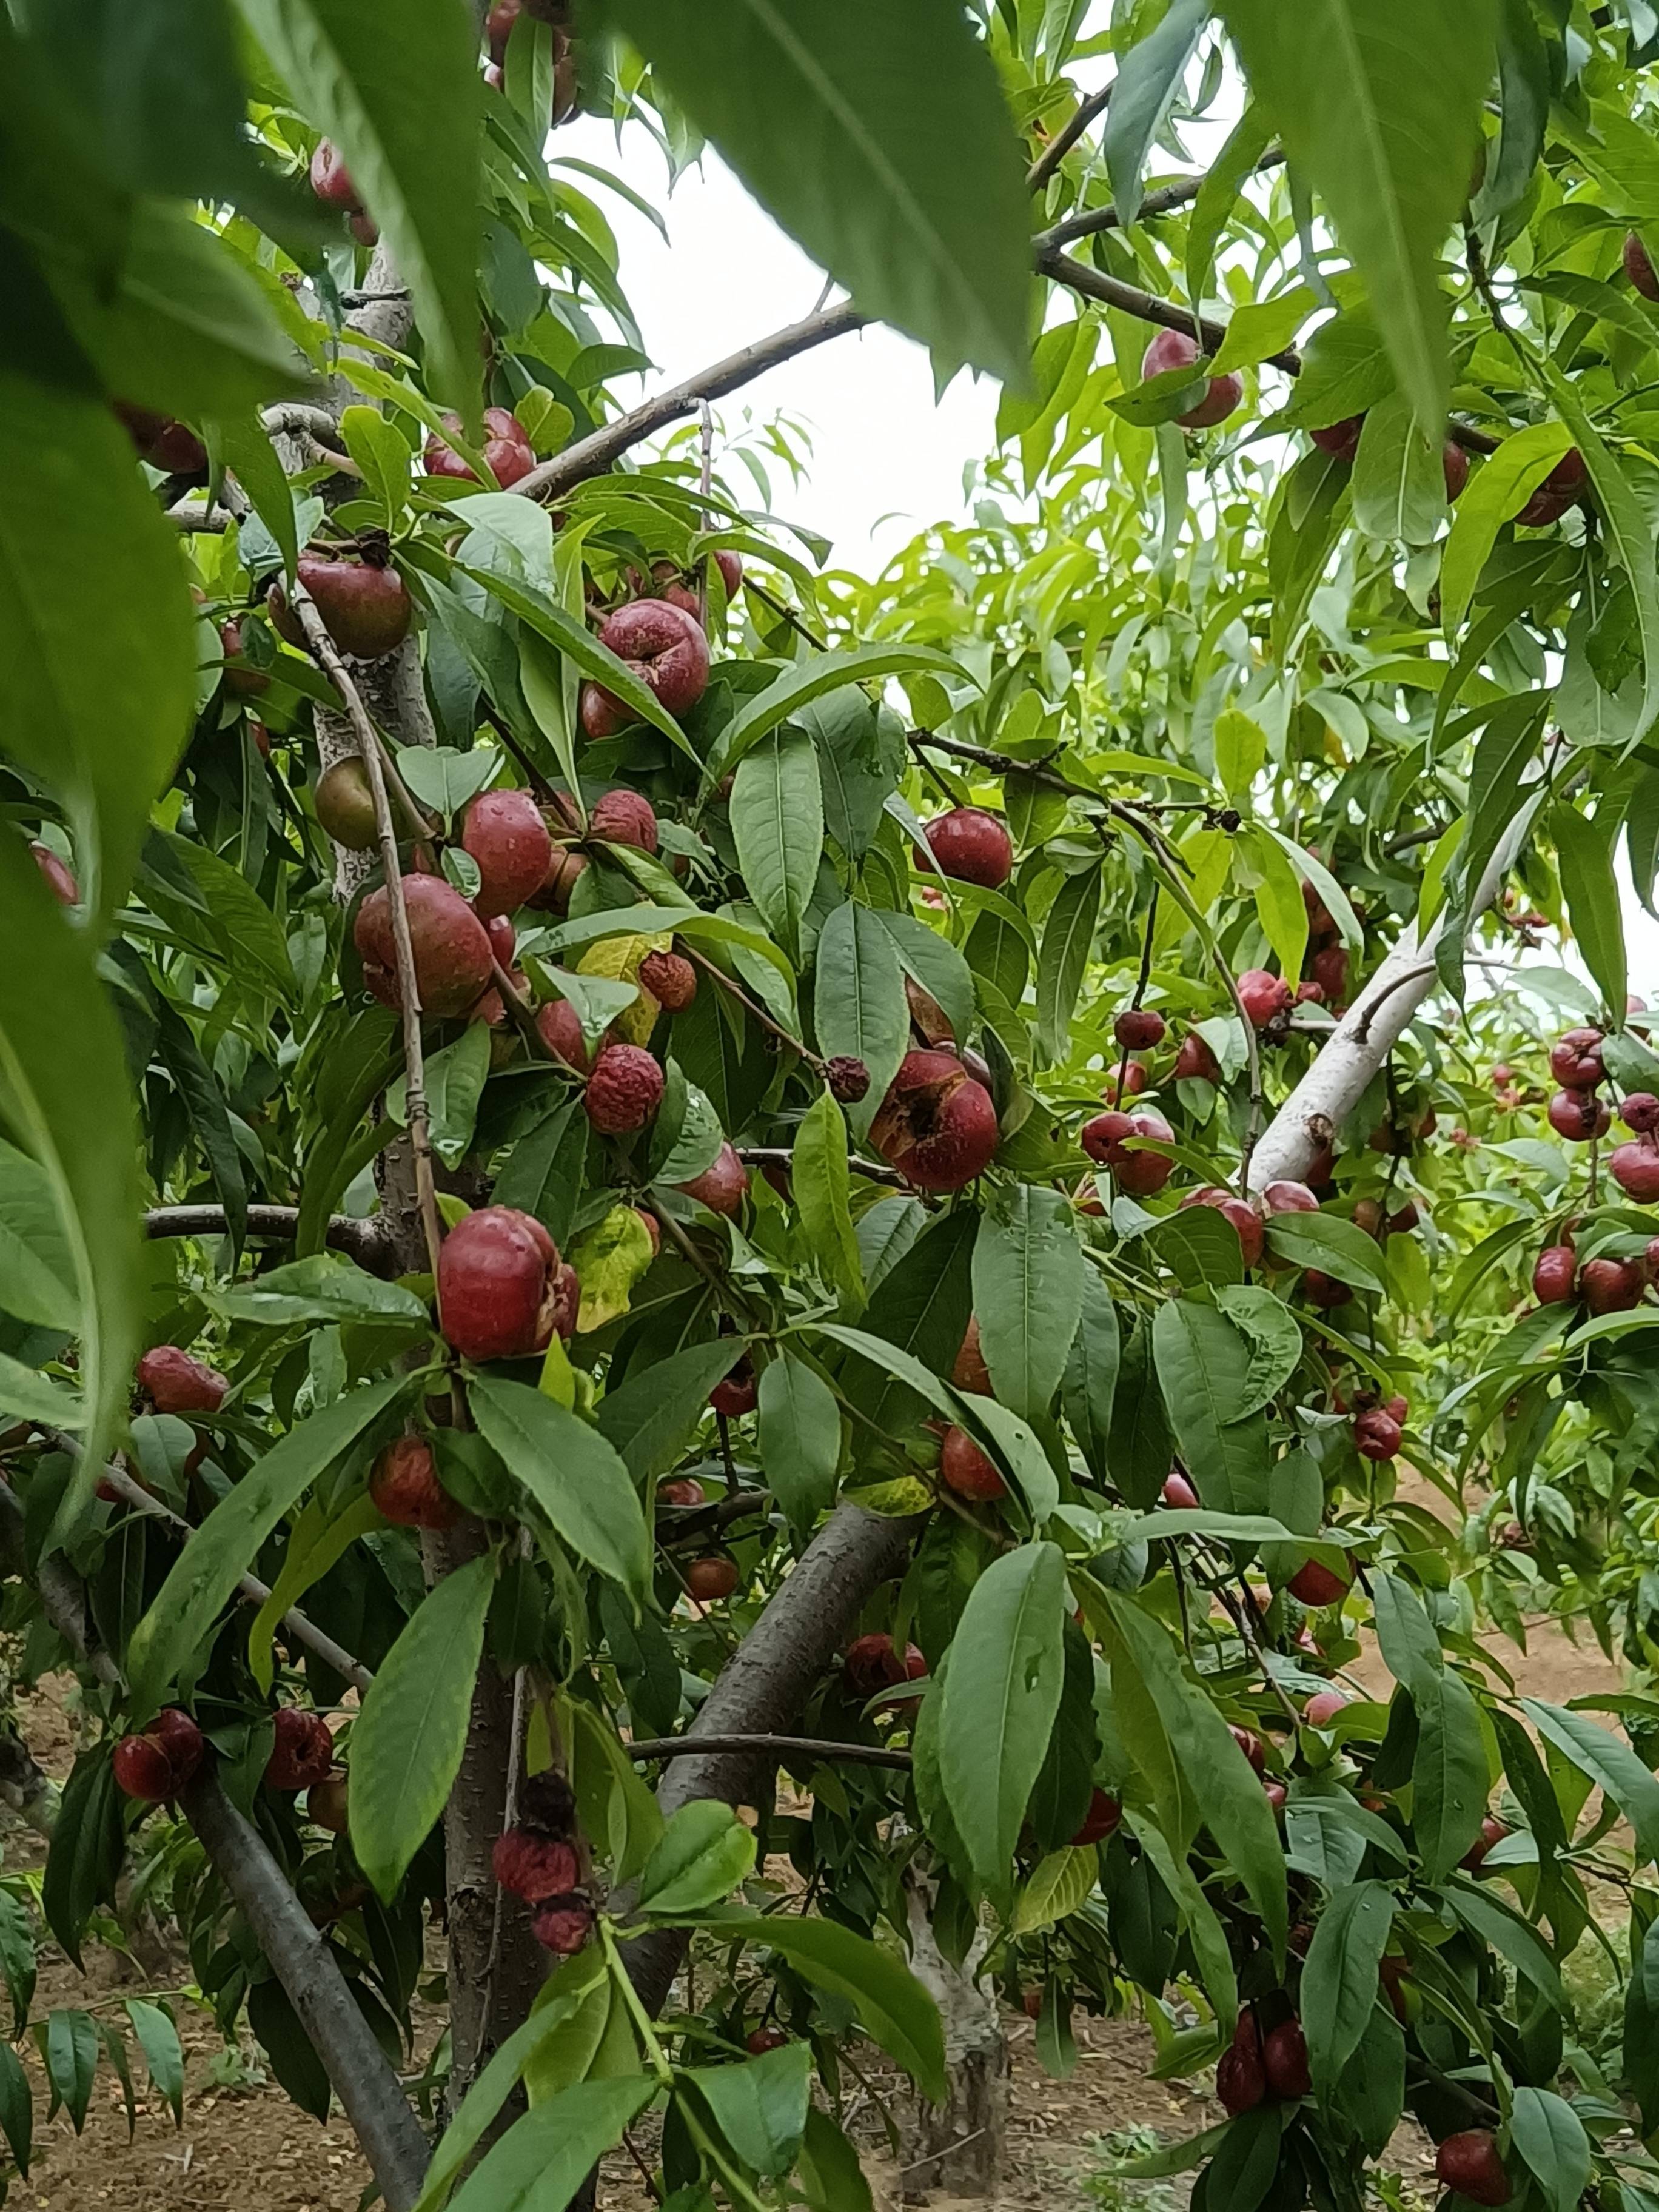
[899,1868,1006,2201]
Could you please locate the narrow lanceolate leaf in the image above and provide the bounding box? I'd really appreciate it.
[352,1555,494,1899]
[595,0,1030,385]
[1220,0,1498,427]
[1412,1667,1489,1879]
[471,1376,653,1604]
[1151,1300,1269,1517]
[126,1378,407,1711]
[812,900,910,1141]
[1105,0,1208,225]
[1439,420,1575,634]
[706,645,965,786]
[1034,862,1102,1064]
[1543,364,1659,748]
[971,1184,1084,1423]
[793,1088,865,1303]
[729,727,824,961]
[1523,1698,1659,1864]
[0,843,146,1543]
[937,1543,1066,1891]
[446,2076,659,2212]
[1552,803,1626,1019]
[235,0,483,409]
[758,1353,842,1533]
[1301,1881,1395,2095]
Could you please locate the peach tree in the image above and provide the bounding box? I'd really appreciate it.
[5,5,1659,2212]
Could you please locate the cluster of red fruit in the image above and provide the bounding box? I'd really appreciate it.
[1543,1025,1612,1145]
[1295,878,1352,1011]
[490,1772,594,1954]
[1310,407,1584,532]
[1347,1388,1409,1465]
[1215,2003,1312,2111]
[114,1704,335,1804]
[1530,1224,1658,1317]
[483,0,578,121]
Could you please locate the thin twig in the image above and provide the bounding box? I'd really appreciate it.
[290,585,446,1284]
[1035,149,1287,251]
[743,577,830,652]
[625,1733,911,1770]
[480,701,558,801]
[736,1144,909,1193]
[1027,79,1114,193]
[682,945,826,1074]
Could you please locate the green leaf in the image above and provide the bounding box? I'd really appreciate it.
[44,2010,99,2133]
[707,645,965,786]
[470,1376,653,1603]
[0,1891,35,2040]
[799,2106,873,2212]
[1510,2088,1591,2212]
[350,1554,494,1900]
[1412,1667,1489,1879]
[0,1138,79,1332]
[1543,361,1659,748]
[729,727,824,961]
[215,412,300,583]
[1241,825,1309,990]
[597,1341,745,1481]
[1151,1300,1269,1515]
[971,1185,1084,1423]
[1552,803,1627,1020]
[1221,0,1497,427]
[812,901,910,1141]
[1629,1917,1659,2133]
[1370,1572,1445,1697]
[1212,1287,1303,1421]
[543,903,794,986]
[1062,1272,1120,1480]
[684,2042,813,2177]
[697,1911,945,2099]
[637,1800,757,1916]
[1522,1698,1659,1865]
[0,2040,30,2176]
[1208,287,1316,377]
[1034,862,1102,1064]
[126,1377,407,1713]
[1350,390,1447,546]
[792,1088,865,1304]
[1439,1879,1562,2006]
[392,1021,491,1170]
[125,2000,184,2128]
[871,909,977,1046]
[445,2075,658,2212]
[41,1751,124,1972]
[209,1254,429,1327]
[235,0,483,409]
[1439,420,1575,633]
[937,1543,1066,1890]
[1262,1212,1389,1296]
[595,0,1030,384]
[1105,0,1207,226]
[758,1353,842,1532]
[1013,1846,1098,1936]
[1187,103,1275,311]
[1300,1880,1395,2097]
[338,404,413,532]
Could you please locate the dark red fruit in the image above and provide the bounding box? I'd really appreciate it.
[1461,1811,1509,1867]
[537,997,598,1073]
[1302,1269,1352,1309]
[1435,2132,1510,2207]
[354,874,494,1018]
[585,1044,665,1134]
[425,407,536,491]
[266,1708,335,1792]
[586,598,709,732]
[462,789,554,919]
[1178,1187,1264,1266]
[709,1358,758,1418]
[1547,1088,1611,1142]
[1114,1007,1166,1050]
[30,843,77,905]
[679,1142,749,1217]
[1172,1031,1220,1082]
[269,555,411,662]
[370,1435,461,1530]
[1262,1179,1319,1215]
[137,1346,227,1415]
[951,1317,992,1396]
[922,807,1013,889]
[1517,449,1587,529]
[1161,1470,1198,1509]
[1610,1140,1659,1201]
[940,1426,1005,1501]
[1141,329,1242,429]
[151,1708,204,1787]
[1236,969,1292,1028]
[113,1734,175,1803]
[1312,414,1364,463]
[219,616,270,699]
[1628,232,1659,301]
[745,2026,787,2054]
[532,1900,595,1954]
[1443,442,1470,502]
[1549,1027,1605,1090]
[826,1056,870,1104]
[1069,1788,1122,1846]
[1583,1256,1644,1315]
[1288,1555,1353,1607]
[1312,944,1349,1004]
[658,1476,705,1508]
[1353,1409,1403,1463]
[492,1828,581,1902]
[437,1205,561,1362]
[588,788,660,853]
[869,1051,999,1192]
[1216,2012,1266,2114]
[843,1634,927,1696]
[1079,1108,1175,1196]
[115,403,208,474]
[1623,1092,1659,1134]
[685,1555,740,1603]
[1230,1726,1266,1772]
[1532,1245,1578,1304]
[640,950,697,1011]
[1262,2018,1311,2099]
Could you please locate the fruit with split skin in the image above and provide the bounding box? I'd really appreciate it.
[113,1708,204,1803]
[461,788,554,919]
[269,554,412,661]
[1216,2010,1266,2114]
[581,598,710,737]
[266,1707,335,1791]
[1610,1139,1659,1201]
[1236,968,1292,1028]
[437,1205,563,1362]
[355,875,495,1017]
[1353,1407,1403,1461]
[922,806,1013,889]
[1549,1027,1604,1090]
[1517,448,1587,528]
[869,1051,999,1191]
[709,1357,759,1418]
[842,1634,927,1696]
[1546,1088,1610,1142]
[586,787,659,852]
[1141,328,1243,429]
[425,407,537,489]
[1080,1107,1175,1196]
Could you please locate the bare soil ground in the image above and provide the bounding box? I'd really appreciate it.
[5,1574,1626,2212]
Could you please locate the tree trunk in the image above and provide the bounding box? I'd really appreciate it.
[897,1867,1006,2202]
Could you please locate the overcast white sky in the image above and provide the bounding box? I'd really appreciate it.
[553,113,1659,999]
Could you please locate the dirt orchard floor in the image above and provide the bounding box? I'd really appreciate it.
[4,1554,1629,2212]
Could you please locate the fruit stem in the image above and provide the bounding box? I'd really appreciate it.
[287,582,446,1285]
[623,1732,911,1769]
[478,700,558,800]
[737,1142,909,1191]
[680,945,826,1074]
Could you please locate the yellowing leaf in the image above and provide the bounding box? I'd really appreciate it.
[569,1206,656,1333]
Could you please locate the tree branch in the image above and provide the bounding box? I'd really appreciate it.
[626,1732,911,1770]
[178,1768,432,2212]
[736,1144,910,1192]
[1033,243,1303,370]
[1034,149,1287,250]
[1027,81,1114,193]
[144,1205,398,1275]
